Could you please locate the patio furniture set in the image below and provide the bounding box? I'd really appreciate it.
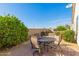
[30,34,60,56]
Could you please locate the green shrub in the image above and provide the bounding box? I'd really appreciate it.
[0,15,28,48]
[63,30,76,43]
[55,26,67,31]
[55,31,60,36]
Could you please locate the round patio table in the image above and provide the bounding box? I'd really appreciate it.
[38,36,56,52]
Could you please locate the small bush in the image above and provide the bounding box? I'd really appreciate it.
[55,31,60,36]
[63,30,76,43]
[0,15,28,48]
[55,26,67,31]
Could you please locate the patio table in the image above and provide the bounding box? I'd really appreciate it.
[38,36,56,52]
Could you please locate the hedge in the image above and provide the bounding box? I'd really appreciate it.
[0,15,28,48]
[63,30,76,43]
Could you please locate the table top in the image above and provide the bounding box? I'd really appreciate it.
[38,36,56,42]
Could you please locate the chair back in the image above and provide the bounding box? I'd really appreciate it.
[54,34,62,46]
[30,34,39,49]
[57,34,62,45]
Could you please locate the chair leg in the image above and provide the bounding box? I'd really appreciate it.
[33,51,38,56]
[33,51,41,56]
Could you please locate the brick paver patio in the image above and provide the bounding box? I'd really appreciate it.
[0,40,79,56]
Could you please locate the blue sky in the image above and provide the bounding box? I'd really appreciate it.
[0,3,72,28]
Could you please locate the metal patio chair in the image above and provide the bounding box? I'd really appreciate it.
[30,34,41,56]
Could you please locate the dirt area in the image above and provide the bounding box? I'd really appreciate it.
[59,40,79,56]
[0,40,79,56]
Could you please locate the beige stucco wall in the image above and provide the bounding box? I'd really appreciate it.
[28,29,49,36]
[72,3,77,33]
[76,3,79,46]
[72,3,79,46]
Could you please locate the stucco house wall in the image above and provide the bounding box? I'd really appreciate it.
[72,3,79,46]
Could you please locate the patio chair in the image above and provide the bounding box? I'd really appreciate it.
[30,34,41,56]
[57,34,62,46]
[52,34,63,55]
[52,31,62,46]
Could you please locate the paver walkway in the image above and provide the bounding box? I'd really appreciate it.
[0,40,79,56]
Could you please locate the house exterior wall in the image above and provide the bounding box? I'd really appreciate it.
[28,28,50,36]
[72,3,79,46]
[72,3,77,33]
[48,33,54,36]
[76,3,79,46]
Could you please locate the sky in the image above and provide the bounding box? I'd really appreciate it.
[0,3,72,28]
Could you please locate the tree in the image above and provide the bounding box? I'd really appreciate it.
[0,15,28,48]
[55,26,67,31]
